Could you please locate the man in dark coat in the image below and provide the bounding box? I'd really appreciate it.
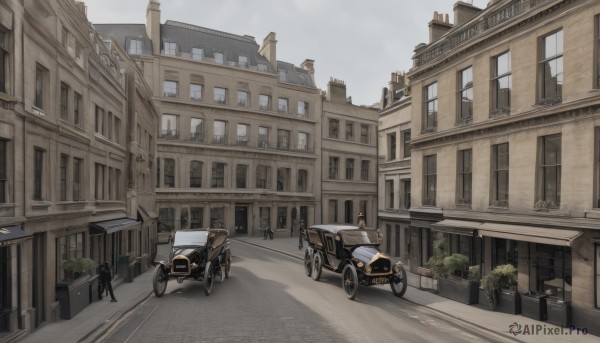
[99,262,117,302]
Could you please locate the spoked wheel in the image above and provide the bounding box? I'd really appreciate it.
[342,264,358,300]
[311,251,323,281]
[390,265,408,297]
[153,265,168,297]
[204,261,214,296]
[224,256,231,279]
[304,250,312,277]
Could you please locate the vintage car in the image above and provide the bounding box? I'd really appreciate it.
[303,224,407,300]
[153,228,231,297]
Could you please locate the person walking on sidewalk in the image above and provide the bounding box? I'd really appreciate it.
[99,262,117,302]
[298,220,306,250]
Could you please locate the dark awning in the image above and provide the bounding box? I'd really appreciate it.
[90,218,141,235]
[431,219,481,236]
[0,226,32,246]
[478,223,582,246]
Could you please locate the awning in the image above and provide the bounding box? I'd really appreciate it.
[431,219,482,236]
[0,226,32,246]
[90,218,141,235]
[137,206,158,221]
[478,222,583,246]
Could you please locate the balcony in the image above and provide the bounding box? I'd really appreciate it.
[163,89,177,98]
[277,141,289,150]
[235,136,248,146]
[160,130,179,140]
[212,135,227,145]
[190,132,204,142]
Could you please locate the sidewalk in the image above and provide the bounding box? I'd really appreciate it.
[19,236,599,343]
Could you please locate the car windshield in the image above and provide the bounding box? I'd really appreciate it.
[173,231,208,247]
[340,230,380,246]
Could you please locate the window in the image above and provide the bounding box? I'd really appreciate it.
[213,87,226,104]
[161,114,178,139]
[163,80,177,98]
[73,158,82,201]
[298,169,308,192]
[457,149,472,205]
[107,112,113,140]
[213,120,226,144]
[56,232,84,281]
[192,47,204,60]
[328,200,338,223]
[210,207,224,228]
[346,122,354,141]
[297,132,308,151]
[277,129,290,149]
[0,140,6,203]
[344,201,353,224]
[190,83,202,101]
[259,94,271,110]
[164,158,175,188]
[361,160,369,181]
[423,82,438,132]
[360,124,369,144]
[94,163,105,200]
[34,148,44,200]
[256,165,269,189]
[158,208,175,233]
[492,51,511,113]
[385,180,394,209]
[190,207,204,229]
[537,134,561,208]
[0,29,8,93]
[458,66,473,124]
[423,155,437,206]
[359,201,367,222]
[329,156,339,179]
[297,101,308,117]
[402,130,411,158]
[60,154,68,201]
[214,52,224,64]
[346,158,354,180]
[279,70,287,82]
[329,119,339,139]
[259,207,270,228]
[258,126,269,148]
[278,98,289,114]
[156,158,160,188]
[277,168,290,191]
[257,63,268,72]
[190,161,202,188]
[128,39,142,54]
[35,64,48,109]
[163,41,177,56]
[236,164,247,188]
[595,244,600,308]
[596,16,600,88]
[60,82,69,120]
[540,30,563,103]
[237,91,249,107]
[238,55,248,68]
[535,244,571,301]
[277,207,287,229]
[73,92,82,126]
[388,133,396,161]
[491,143,509,207]
[402,180,411,209]
[211,162,225,188]
[191,118,204,141]
[236,124,249,146]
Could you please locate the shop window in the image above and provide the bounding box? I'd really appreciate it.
[536,244,571,300]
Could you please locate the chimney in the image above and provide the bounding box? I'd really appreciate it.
[454,1,482,27]
[146,0,161,55]
[259,32,277,70]
[429,11,452,43]
[326,78,347,104]
[300,59,315,83]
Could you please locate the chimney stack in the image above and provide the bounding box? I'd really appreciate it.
[327,78,347,104]
[259,32,277,70]
[454,1,482,27]
[146,0,161,55]
[429,11,453,43]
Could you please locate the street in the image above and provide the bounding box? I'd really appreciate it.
[98,241,507,343]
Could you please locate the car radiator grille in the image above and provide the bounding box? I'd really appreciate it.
[370,258,391,275]
[172,257,190,275]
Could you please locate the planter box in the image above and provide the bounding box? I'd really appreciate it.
[438,276,479,305]
[546,297,571,327]
[521,292,547,321]
[56,275,91,320]
[497,289,521,315]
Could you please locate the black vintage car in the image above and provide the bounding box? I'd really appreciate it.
[153,229,231,297]
[303,224,407,300]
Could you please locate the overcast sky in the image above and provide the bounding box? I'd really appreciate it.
[83,0,488,106]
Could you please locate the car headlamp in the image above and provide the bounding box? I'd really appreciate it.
[365,265,372,274]
[357,261,364,268]
[393,263,402,273]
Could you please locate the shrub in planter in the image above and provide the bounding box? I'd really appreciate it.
[444,254,470,278]
[62,257,97,280]
[436,253,479,304]
[425,235,448,278]
[480,264,517,310]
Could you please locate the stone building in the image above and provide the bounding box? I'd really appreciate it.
[0,0,158,340]
[95,0,322,239]
[322,79,378,228]
[378,72,412,264]
[407,0,600,332]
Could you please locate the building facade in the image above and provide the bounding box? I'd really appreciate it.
[407,0,600,332]
[96,0,322,239]
[378,72,412,264]
[0,0,158,340]
[322,79,378,227]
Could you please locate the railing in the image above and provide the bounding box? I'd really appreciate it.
[235,136,248,146]
[213,135,227,145]
[256,179,268,188]
[160,130,179,140]
[163,90,177,98]
[190,132,204,142]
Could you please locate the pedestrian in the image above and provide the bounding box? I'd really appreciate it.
[357,212,366,229]
[99,262,117,302]
[298,220,305,250]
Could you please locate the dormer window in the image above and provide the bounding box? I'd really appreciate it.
[279,70,287,82]
[163,41,177,56]
[257,63,268,72]
[128,39,143,54]
[214,52,224,64]
[192,47,204,60]
[238,55,248,68]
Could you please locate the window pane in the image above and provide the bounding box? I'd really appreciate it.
[496,52,511,76]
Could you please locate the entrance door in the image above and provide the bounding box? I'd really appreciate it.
[235,205,248,234]
[300,206,308,226]
[32,233,45,328]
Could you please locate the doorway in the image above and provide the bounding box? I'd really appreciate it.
[235,205,248,234]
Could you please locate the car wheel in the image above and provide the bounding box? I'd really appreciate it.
[153,265,168,297]
[204,261,214,296]
[311,251,323,281]
[390,265,408,297]
[304,249,312,277]
[342,263,358,300]
[224,256,231,279]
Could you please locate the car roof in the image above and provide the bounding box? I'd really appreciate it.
[173,230,209,246]
[307,224,376,234]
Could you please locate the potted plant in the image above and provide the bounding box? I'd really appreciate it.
[546,296,571,327]
[57,257,98,319]
[62,257,97,279]
[436,254,479,304]
[480,264,520,314]
[521,290,547,321]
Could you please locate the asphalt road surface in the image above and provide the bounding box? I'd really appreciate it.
[99,241,511,343]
